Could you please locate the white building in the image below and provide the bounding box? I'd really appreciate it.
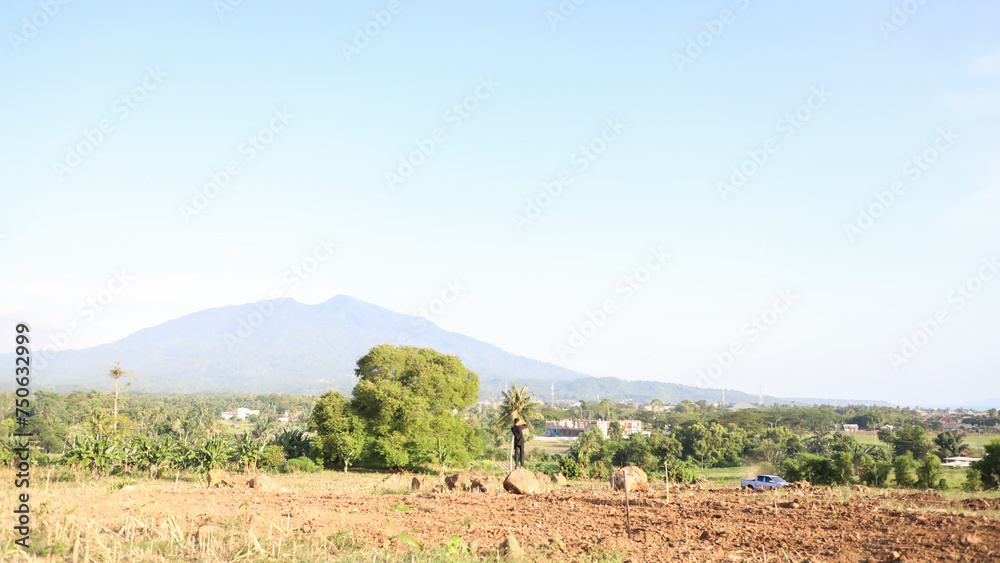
[221,408,261,421]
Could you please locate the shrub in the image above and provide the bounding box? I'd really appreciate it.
[528,447,550,462]
[665,459,699,483]
[557,456,581,480]
[282,456,320,473]
[915,455,943,489]
[962,468,983,492]
[586,460,607,480]
[893,454,916,488]
[260,444,287,470]
[972,439,1000,490]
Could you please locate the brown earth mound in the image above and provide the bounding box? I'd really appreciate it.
[23,477,1000,562]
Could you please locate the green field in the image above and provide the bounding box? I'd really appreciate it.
[852,432,998,453]
[524,438,574,457]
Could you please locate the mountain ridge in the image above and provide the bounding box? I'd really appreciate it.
[3,295,893,406]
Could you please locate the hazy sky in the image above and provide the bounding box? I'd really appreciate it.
[2,1,998,407]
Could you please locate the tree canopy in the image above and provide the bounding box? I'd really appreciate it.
[311,345,481,470]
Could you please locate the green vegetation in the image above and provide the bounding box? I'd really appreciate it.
[310,345,481,471]
[2,351,996,496]
[973,439,1000,489]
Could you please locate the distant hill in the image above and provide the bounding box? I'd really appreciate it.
[479,377,893,407]
[14,296,593,395]
[3,295,891,407]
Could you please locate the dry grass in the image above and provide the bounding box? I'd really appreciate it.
[2,468,628,562]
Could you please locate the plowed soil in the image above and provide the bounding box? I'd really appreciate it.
[34,479,1000,562]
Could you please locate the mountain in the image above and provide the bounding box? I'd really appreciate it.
[4,295,892,406]
[479,377,893,407]
[16,296,593,395]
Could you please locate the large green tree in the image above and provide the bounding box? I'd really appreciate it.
[972,439,1000,490]
[349,345,480,469]
[885,425,933,459]
[934,430,971,459]
[309,391,367,471]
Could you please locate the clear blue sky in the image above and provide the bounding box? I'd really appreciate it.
[2,0,998,407]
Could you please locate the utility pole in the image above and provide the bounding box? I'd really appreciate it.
[758,383,763,406]
[551,382,555,407]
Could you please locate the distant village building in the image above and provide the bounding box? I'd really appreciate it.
[842,424,860,432]
[544,419,648,439]
[727,402,757,412]
[221,407,261,421]
[942,456,981,468]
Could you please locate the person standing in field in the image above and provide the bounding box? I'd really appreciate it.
[511,418,529,469]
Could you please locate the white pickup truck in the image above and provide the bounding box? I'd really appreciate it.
[740,474,789,490]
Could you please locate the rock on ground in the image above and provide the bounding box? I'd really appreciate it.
[470,475,496,494]
[445,471,492,491]
[206,469,234,488]
[500,534,524,559]
[610,466,649,494]
[503,468,541,495]
[550,472,567,486]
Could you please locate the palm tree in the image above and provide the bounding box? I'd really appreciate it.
[498,383,542,471]
[598,398,615,420]
[107,362,136,435]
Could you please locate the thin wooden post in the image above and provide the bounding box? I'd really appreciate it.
[664,461,670,504]
[623,469,632,539]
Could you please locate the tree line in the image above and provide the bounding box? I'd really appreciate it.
[2,344,998,492]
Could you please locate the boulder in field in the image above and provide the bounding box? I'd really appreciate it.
[610,466,649,494]
[470,476,496,494]
[499,534,524,559]
[206,468,234,488]
[445,471,491,491]
[550,472,567,486]
[503,468,540,495]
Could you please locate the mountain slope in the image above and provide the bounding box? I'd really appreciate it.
[23,296,593,395]
[4,295,893,406]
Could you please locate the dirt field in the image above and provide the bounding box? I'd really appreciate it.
[6,471,1000,562]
